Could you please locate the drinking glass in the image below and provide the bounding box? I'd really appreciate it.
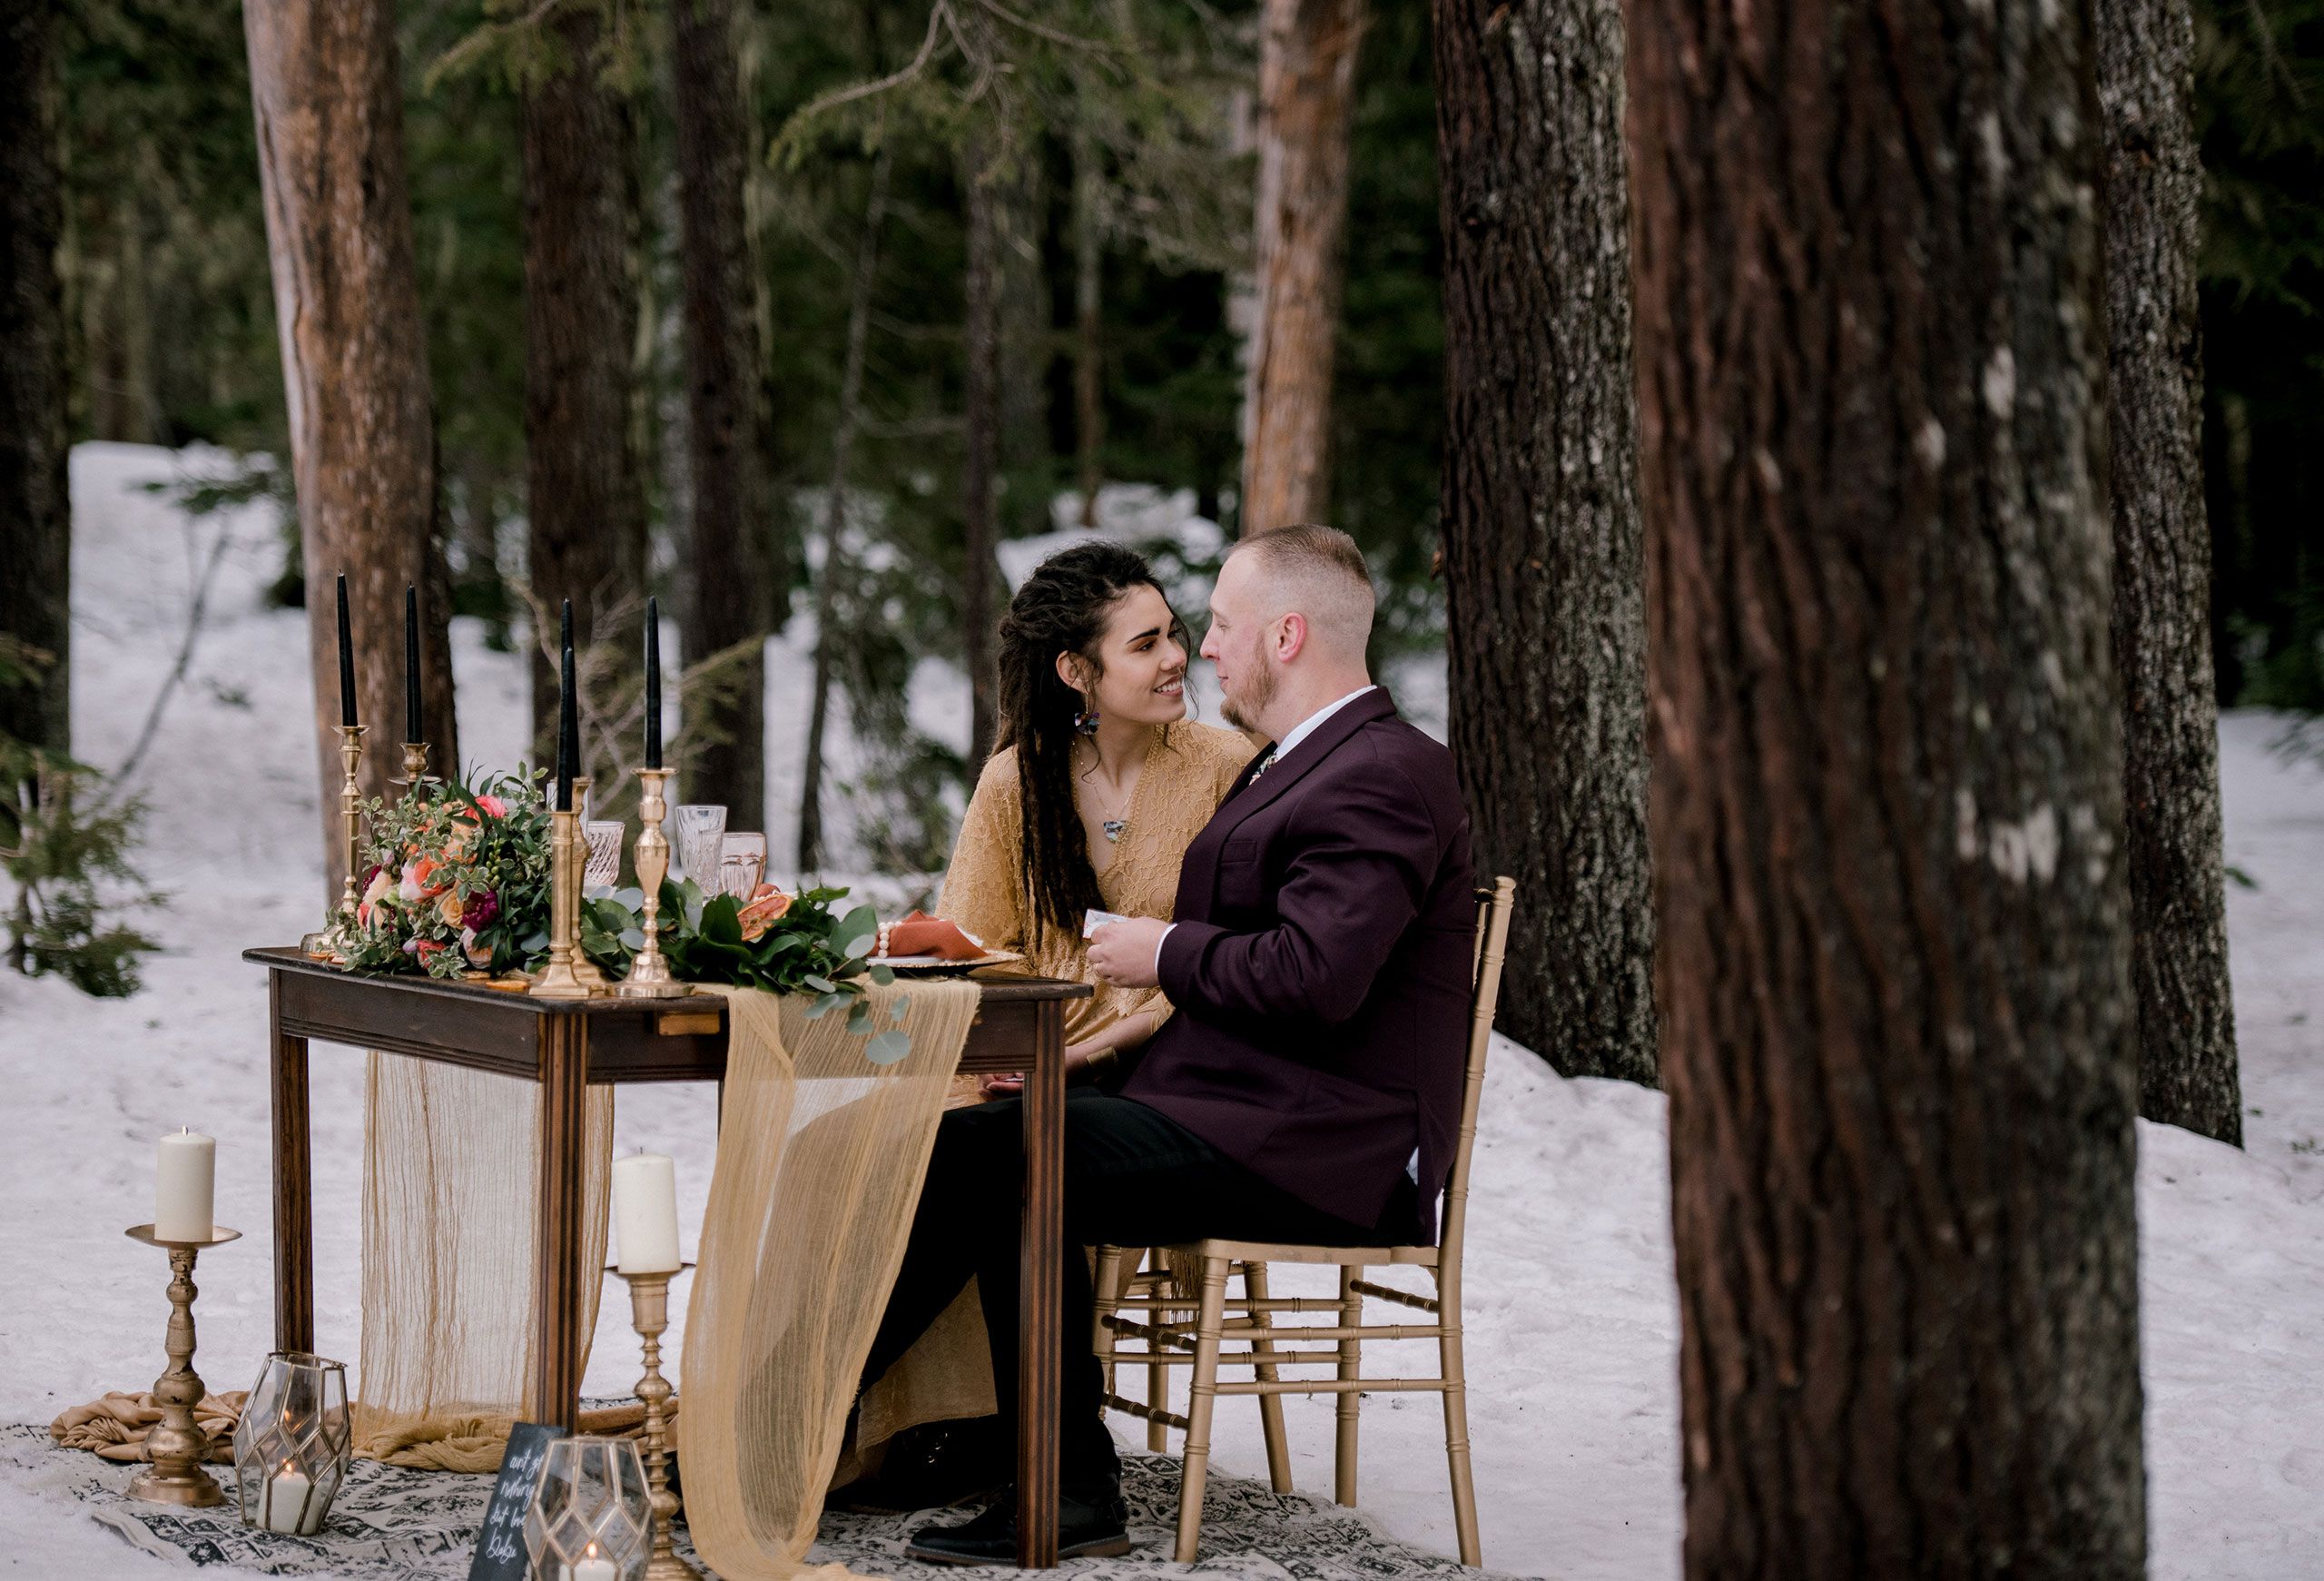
[673,805,727,888]
[583,821,625,892]
[716,833,767,900]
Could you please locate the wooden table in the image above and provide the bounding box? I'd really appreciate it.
[244,946,1090,1566]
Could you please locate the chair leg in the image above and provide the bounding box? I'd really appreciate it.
[1242,1261,1293,1493]
[1174,1257,1229,1564]
[1439,1297,1481,1566]
[1148,1250,1171,1452]
[1091,1246,1124,1409]
[1334,1265,1362,1506]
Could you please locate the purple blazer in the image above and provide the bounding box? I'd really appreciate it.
[1122,688,1477,1244]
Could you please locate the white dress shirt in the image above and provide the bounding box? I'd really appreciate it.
[1150,686,1379,974]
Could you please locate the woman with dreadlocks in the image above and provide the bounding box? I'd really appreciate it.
[832,540,1252,1512]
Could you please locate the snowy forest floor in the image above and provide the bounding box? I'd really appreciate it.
[1,444,2319,1579]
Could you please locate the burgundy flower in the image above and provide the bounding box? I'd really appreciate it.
[462,890,500,930]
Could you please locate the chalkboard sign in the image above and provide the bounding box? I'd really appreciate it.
[468,1421,568,1581]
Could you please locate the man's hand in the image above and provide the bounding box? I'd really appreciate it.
[1087,915,1169,989]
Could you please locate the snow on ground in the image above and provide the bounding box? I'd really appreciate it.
[1,443,2319,1578]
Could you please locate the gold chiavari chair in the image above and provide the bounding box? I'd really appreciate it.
[1090,875,1516,1566]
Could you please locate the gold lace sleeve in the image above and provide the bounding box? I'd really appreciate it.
[935,753,1027,954]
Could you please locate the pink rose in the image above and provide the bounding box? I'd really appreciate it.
[476,794,508,818]
[357,867,395,926]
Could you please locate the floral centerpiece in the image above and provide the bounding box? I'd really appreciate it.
[334,771,553,978]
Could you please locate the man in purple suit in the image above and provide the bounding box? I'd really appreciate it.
[866,525,1477,1563]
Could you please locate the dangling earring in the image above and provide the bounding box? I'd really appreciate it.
[1072,697,1099,735]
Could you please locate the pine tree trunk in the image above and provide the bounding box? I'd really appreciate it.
[961,134,1002,766]
[1433,0,1654,1085]
[1626,0,2147,1570]
[1240,0,1363,536]
[1072,127,1105,529]
[244,0,454,894]
[523,5,645,778]
[671,0,771,828]
[2099,0,2241,1144]
[0,0,73,769]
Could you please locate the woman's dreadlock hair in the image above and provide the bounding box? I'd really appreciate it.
[993,541,1187,949]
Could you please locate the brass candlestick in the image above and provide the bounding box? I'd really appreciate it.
[532,807,593,999]
[333,725,366,921]
[124,1224,242,1507]
[394,739,430,793]
[566,776,610,991]
[616,1265,703,1581]
[617,766,690,999]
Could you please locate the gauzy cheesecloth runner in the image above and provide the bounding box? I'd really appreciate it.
[356,1051,615,1467]
[678,979,981,1581]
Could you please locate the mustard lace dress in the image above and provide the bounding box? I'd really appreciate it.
[848,719,1255,1464]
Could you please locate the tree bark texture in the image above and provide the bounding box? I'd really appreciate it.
[523,1,645,777]
[244,0,454,893]
[671,0,771,827]
[0,0,73,765]
[2099,0,2241,1144]
[1433,0,1655,1085]
[1626,0,2148,1572]
[961,134,1002,766]
[1240,0,1363,536]
[1072,127,1105,529]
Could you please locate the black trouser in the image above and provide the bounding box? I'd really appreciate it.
[862,1089,1413,1494]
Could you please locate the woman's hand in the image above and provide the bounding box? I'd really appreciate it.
[980,1042,1098,1098]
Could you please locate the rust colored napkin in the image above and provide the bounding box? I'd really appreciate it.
[881,911,986,960]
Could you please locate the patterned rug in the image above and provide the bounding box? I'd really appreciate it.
[2,1424,1511,1579]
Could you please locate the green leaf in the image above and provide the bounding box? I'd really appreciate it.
[869,964,895,986]
[698,893,744,946]
[847,1003,872,1034]
[864,1030,912,1066]
[619,928,645,950]
[803,974,836,994]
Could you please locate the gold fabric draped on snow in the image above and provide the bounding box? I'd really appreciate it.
[852,720,1253,1453]
[676,979,981,1581]
[354,1052,615,1471]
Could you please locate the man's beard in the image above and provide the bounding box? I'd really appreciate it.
[1220,659,1277,734]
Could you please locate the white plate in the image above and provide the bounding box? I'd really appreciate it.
[866,949,1024,972]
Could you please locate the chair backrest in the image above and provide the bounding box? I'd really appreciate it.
[1435,876,1514,1279]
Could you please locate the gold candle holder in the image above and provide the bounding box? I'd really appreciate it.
[566,776,610,991]
[615,1265,703,1581]
[394,739,430,793]
[333,724,366,921]
[532,807,593,999]
[617,766,690,999]
[124,1224,242,1507]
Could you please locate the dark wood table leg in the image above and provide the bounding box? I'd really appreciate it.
[270,971,315,1354]
[532,1016,587,1431]
[1016,998,1065,1566]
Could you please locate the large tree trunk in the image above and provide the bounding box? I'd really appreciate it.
[1627,0,2147,1571]
[670,0,771,828]
[1240,0,1363,536]
[1072,127,1105,529]
[523,4,645,781]
[960,134,1001,766]
[0,0,73,772]
[2100,0,2241,1144]
[1433,0,1654,1085]
[244,0,454,894]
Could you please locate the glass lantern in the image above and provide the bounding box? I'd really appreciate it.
[524,1436,652,1580]
[231,1351,353,1537]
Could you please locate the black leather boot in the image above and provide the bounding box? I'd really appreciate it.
[903,1481,1132,1564]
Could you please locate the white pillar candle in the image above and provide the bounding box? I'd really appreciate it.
[570,1540,616,1581]
[611,1152,681,1275]
[154,1129,215,1243]
[261,1461,312,1533]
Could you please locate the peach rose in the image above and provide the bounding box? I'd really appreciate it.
[358,867,395,926]
[438,890,468,927]
[738,884,794,943]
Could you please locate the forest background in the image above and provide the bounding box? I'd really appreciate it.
[36,0,2317,880]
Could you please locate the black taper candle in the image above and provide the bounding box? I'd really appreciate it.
[645,595,663,770]
[404,586,422,744]
[335,573,358,727]
[556,600,578,812]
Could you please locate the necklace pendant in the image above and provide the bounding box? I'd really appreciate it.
[1102,819,1127,843]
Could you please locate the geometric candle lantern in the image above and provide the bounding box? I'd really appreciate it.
[524,1436,653,1580]
[231,1351,353,1537]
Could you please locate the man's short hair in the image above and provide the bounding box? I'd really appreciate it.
[1228,524,1375,653]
